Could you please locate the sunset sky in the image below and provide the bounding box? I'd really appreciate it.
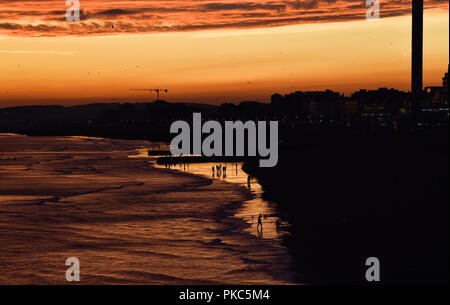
[0,0,448,106]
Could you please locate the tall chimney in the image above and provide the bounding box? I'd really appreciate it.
[412,0,423,121]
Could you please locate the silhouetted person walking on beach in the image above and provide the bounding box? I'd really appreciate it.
[257,214,263,231]
[216,165,220,175]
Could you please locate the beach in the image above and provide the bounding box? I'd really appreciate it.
[0,134,297,284]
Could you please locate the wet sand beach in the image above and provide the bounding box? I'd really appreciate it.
[152,159,292,241]
[0,134,297,284]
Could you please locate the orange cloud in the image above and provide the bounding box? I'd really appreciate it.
[0,0,448,36]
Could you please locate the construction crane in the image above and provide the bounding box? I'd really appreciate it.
[130,88,168,101]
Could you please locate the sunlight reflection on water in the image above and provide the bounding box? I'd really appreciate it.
[130,148,291,241]
[1,136,297,284]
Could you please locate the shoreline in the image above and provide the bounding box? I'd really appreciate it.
[144,152,299,283]
[0,134,298,284]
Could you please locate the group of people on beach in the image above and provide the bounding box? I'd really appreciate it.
[211,163,240,178]
[0,152,16,161]
[163,159,188,170]
[254,213,283,235]
[162,158,283,237]
[212,164,227,177]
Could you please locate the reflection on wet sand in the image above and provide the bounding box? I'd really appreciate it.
[0,135,297,284]
[152,159,291,241]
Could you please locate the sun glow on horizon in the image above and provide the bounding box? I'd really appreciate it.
[0,8,448,107]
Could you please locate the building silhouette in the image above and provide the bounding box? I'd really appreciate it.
[412,0,423,120]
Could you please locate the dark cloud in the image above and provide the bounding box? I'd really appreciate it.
[201,2,286,12]
[0,0,447,36]
[285,0,319,10]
